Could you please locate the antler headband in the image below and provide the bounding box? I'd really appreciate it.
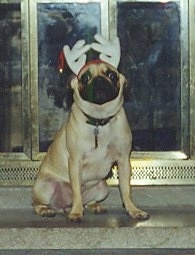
[63,34,121,75]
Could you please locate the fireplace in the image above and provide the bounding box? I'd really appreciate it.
[0,0,195,186]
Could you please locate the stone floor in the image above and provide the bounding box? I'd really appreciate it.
[0,186,195,249]
[1,206,195,229]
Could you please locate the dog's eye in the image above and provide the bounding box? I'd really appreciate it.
[80,72,91,86]
[107,71,118,84]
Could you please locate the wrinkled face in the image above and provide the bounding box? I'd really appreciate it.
[77,62,120,105]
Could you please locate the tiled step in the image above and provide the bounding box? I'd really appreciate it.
[0,186,195,249]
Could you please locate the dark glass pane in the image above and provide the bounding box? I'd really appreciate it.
[118,2,181,151]
[0,4,22,152]
[37,3,101,151]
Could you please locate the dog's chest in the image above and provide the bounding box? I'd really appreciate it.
[82,141,117,181]
[81,117,128,163]
[81,129,119,181]
[83,140,118,163]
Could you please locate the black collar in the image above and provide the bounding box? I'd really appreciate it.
[84,113,115,126]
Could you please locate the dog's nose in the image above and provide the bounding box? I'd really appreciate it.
[92,76,111,95]
[93,76,108,87]
[92,76,118,105]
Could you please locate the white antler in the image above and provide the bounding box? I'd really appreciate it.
[91,34,121,68]
[63,39,90,75]
[63,35,121,74]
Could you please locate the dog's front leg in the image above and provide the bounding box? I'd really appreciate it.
[68,158,84,222]
[118,158,149,220]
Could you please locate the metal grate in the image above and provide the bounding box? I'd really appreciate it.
[0,161,40,185]
[1,160,195,186]
[108,160,195,185]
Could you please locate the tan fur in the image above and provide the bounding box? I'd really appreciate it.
[32,62,149,221]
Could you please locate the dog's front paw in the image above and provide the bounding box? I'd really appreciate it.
[128,209,150,220]
[67,212,83,222]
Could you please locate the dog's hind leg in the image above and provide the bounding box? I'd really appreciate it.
[33,176,72,217]
[32,177,57,217]
[85,202,107,214]
[33,204,57,217]
[84,180,109,214]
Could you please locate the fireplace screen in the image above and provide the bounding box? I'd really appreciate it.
[30,0,188,159]
[0,0,194,186]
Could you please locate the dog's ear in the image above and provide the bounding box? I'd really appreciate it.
[119,73,127,87]
[70,75,79,90]
[65,74,77,109]
[119,73,130,102]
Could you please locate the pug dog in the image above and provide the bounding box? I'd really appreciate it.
[32,35,149,222]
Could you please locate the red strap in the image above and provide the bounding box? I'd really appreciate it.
[77,59,106,77]
[57,50,66,73]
